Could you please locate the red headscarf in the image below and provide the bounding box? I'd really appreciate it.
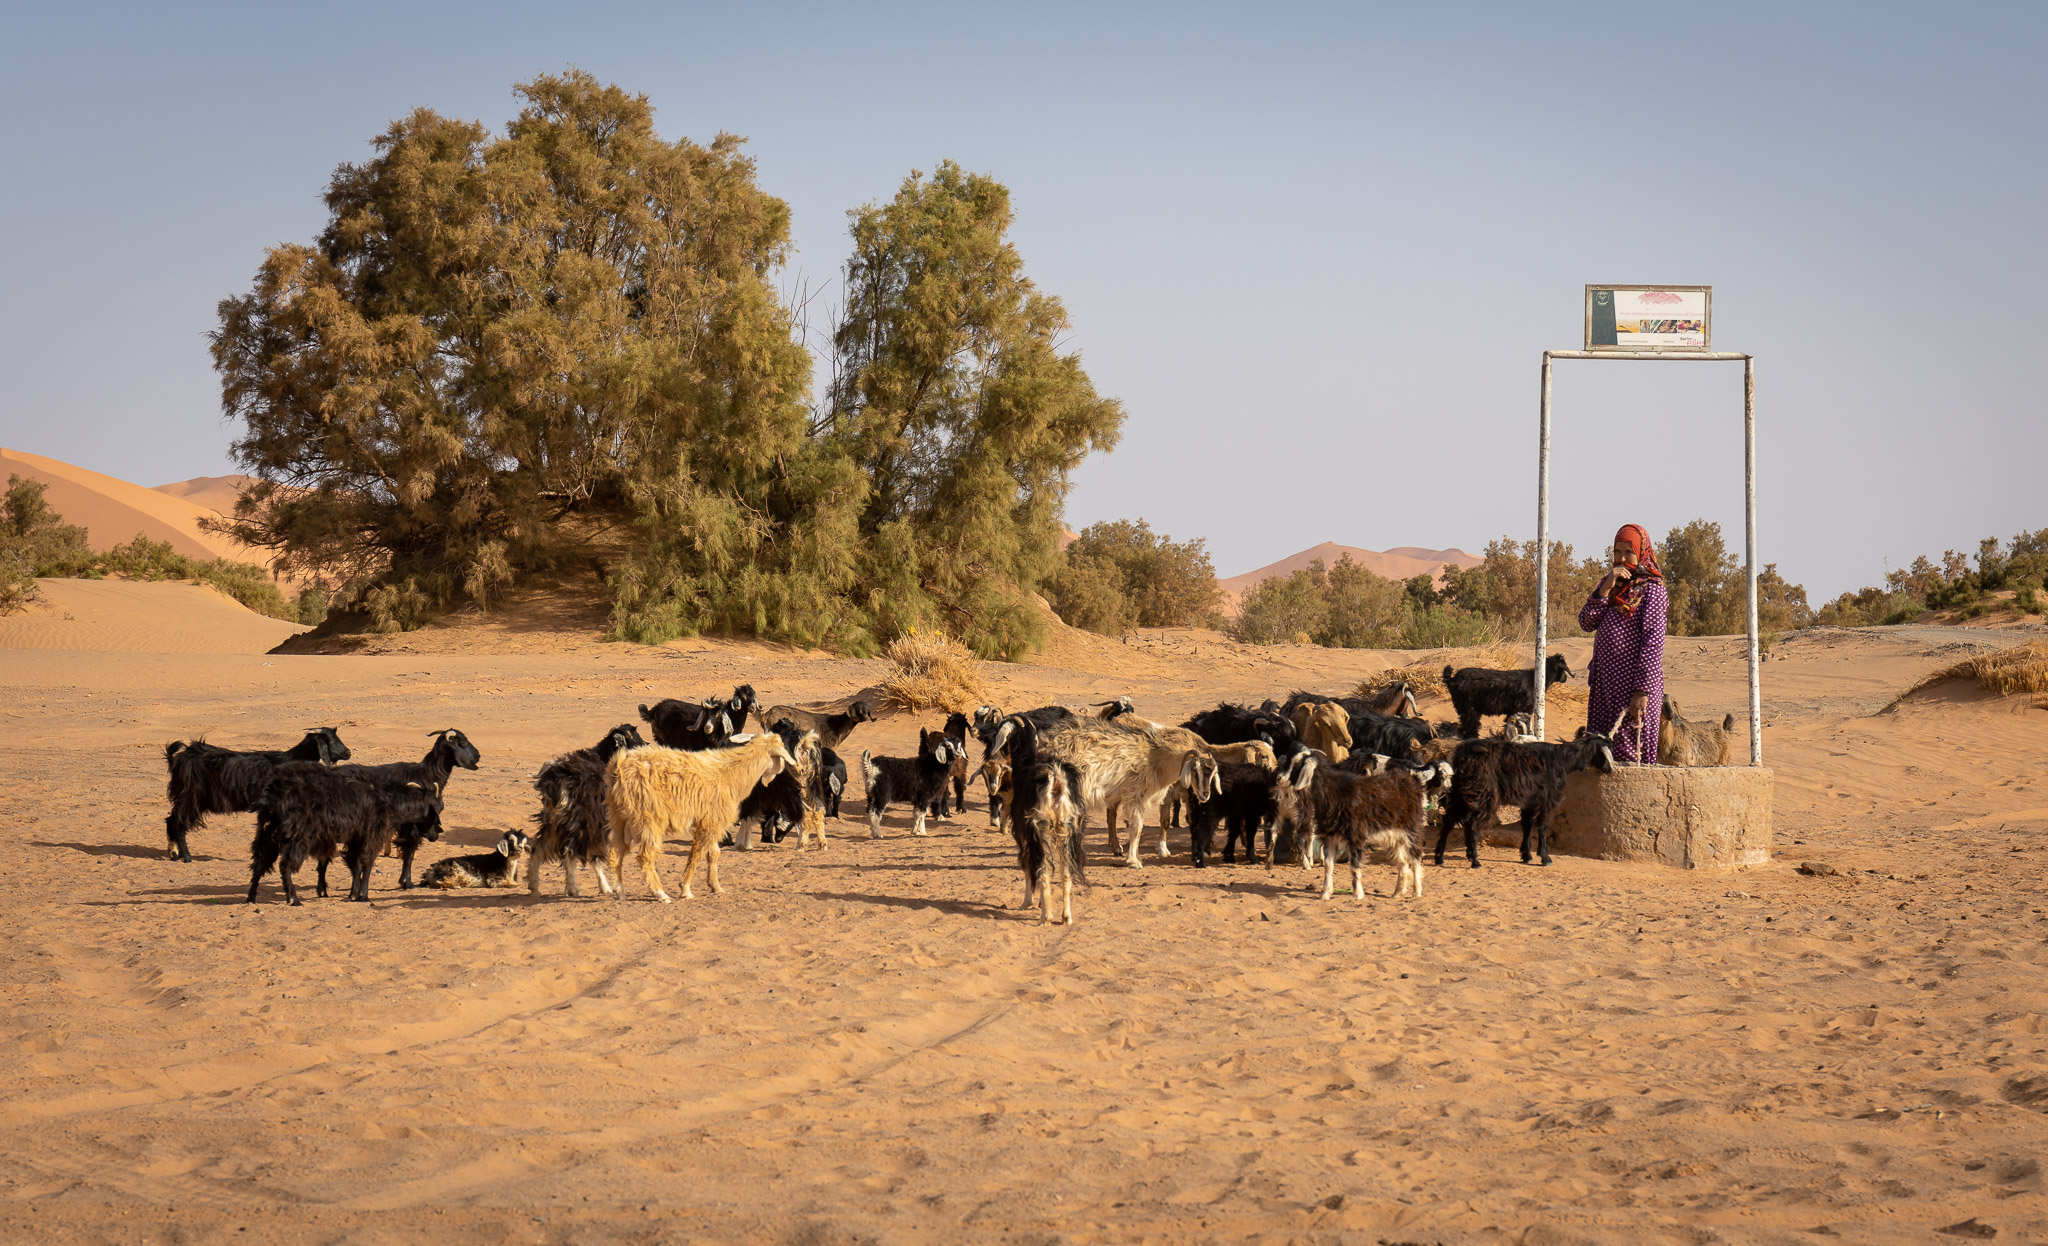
[1607,523,1663,616]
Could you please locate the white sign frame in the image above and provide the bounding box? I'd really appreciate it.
[1585,284,1713,353]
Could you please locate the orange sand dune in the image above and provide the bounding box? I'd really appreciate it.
[151,472,263,519]
[1219,540,1484,610]
[0,448,267,565]
[0,578,308,654]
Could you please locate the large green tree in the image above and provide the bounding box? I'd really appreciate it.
[212,71,840,627]
[818,162,1125,657]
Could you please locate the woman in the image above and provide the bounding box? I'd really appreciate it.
[1578,524,1667,764]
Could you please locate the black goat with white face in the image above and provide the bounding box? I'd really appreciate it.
[819,747,847,819]
[860,729,958,839]
[1443,655,1573,740]
[927,712,972,819]
[1187,759,1279,867]
[248,765,443,905]
[1003,716,1086,925]
[423,830,532,889]
[161,727,350,862]
[638,700,738,750]
[1434,732,1614,869]
[529,724,647,897]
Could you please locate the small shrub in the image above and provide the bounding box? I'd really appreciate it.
[294,584,331,626]
[0,549,38,614]
[878,629,989,713]
[1395,605,1495,650]
[364,578,433,633]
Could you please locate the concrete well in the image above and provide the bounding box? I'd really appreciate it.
[1510,766,1775,869]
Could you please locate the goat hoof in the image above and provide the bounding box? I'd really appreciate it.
[1468,860,1482,869]
[287,898,302,907]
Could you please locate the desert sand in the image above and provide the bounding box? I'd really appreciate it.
[3,584,2047,1244]
[0,450,269,565]
[1218,542,1485,610]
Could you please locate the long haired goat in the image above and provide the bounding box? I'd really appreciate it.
[1270,751,1432,900]
[162,728,350,862]
[1004,717,1218,868]
[529,724,647,898]
[344,728,482,886]
[1435,733,1614,869]
[860,730,958,839]
[247,765,442,905]
[1003,717,1087,924]
[605,734,794,902]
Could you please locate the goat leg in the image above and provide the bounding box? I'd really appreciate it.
[166,814,194,863]
[1531,806,1554,867]
[315,855,331,899]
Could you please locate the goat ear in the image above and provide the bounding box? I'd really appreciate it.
[730,732,756,744]
[1289,753,1317,789]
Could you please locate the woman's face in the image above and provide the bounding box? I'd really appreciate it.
[1612,540,1633,568]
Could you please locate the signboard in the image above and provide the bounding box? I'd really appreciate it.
[1585,285,1711,352]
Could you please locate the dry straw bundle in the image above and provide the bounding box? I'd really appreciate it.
[1888,638,2048,710]
[878,630,991,713]
[1355,641,1591,712]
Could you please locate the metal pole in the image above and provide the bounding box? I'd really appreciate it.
[1744,357,1762,766]
[1534,353,1553,740]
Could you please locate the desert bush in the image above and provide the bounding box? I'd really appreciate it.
[1890,639,2048,708]
[1440,538,1603,641]
[877,630,990,713]
[1395,604,1496,649]
[1229,566,1329,646]
[2,475,91,577]
[0,549,36,614]
[1046,519,1218,634]
[364,578,433,634]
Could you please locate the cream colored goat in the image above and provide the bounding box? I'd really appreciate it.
[1290,702,1353,763]
[1004,718,1218,868]
[604,735,794,902]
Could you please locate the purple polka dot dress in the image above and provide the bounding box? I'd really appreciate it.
[1578,580,1666,764]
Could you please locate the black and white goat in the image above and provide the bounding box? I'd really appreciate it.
[1443,654,1572,740]
[423,830,532,889]
[860,730,958,838]
[1187,759,1280,867]
[1270,750,1433,900]
[733,719,824,849]
[161,728,351,862]
[1003,716,1087,924]
[247,765,443,905]
[638,699,739,750]
[927,712,972,819]
[529,724,647,897]
[819,747,847,819]
[1434,733,1614,869]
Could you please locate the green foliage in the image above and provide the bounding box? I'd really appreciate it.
[1228,555,1488,650]
[365,577,432,633]
[1395,604,1496,649]
[819,161,1123,658]
[1441,538,1603,641]
[1661,519,1745,636]
[1046,520,1218,635]
[1318,557,1407,648]
[0,549,34,614]
[2,474,92,578]
[294,584,331,626]
[1820,524,2048,626]
[1229,566,1329,646]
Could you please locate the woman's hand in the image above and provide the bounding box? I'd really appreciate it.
[1626,692,1648,726]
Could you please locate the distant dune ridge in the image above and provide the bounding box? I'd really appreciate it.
[1217,540,1482,611]
[0,448,265,565]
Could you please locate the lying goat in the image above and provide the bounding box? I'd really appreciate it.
[860,730,958,839]
[1443,654,1572,740]
[162,727,351,862]
[1435,733,1614,869]
[423,831,532,889]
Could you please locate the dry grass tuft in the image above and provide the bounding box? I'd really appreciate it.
[1355,641,1592,713]
[878,630,991,714]
[1887,638,2048,711]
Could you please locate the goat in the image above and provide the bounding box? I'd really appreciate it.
[1289,702,1352,763]
[1270,751,1429,900]
[1659,695,1734,767]
[1493,712,1541,742]
[246,765,442,905]
[423,831,532,889]
[1003,717,1087,924]
[1343,711,1435,765]
[161,727,351,862]
[734,720,825,850]
[344,728,482,887]
[927,712,971,819]
[820,747,847,819]
[1001,716,1219,868]
[860,730,958,839]
[638,699,738,751]
[528,724,646,898]
[1443,654,1572,740]
[1435,733,1615,869]
[754,699,874,750]
[1187,759,1280,867]
[604,734,795,902]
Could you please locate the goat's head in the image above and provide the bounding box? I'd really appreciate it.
[919,729,954,766]
[972,704,1002,734]
[1096,696,1136,720]
[1239,739,1278,772]
[1545,654,1572,686]
[429,729,481,771]
[1578,732,1617,775]
[848,701,874,724]
[728,684,758,716]
[595,723,646,761]
[309,728,352,764]
[1179,751,1221,803]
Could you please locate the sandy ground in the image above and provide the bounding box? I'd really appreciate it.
[4,592,2048,1244]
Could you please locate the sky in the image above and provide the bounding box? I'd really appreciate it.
[1,2,2042,601]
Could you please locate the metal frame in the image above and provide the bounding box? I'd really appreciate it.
[1532,350,1762,766]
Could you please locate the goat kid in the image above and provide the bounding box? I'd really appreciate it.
[423,831,533,889]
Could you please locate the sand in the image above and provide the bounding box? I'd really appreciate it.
[1218,542,1484,611]
[3,596,2047,1244]
[0,450,277,567]
[0,579,308,655]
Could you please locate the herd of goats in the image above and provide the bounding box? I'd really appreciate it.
[156,653,1737,924]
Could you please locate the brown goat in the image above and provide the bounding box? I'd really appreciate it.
[1289,702,1353,763]
[1270,751,1430,900]
[1659,696,1734,767]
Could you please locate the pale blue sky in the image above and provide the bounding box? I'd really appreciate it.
[2,2,2042,599]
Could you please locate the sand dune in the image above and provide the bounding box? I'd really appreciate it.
[3,619,2047,1242]
[0,578,308,654]
[151,472,262,519]
[1219,540,1484,610]
[0,448,269,565]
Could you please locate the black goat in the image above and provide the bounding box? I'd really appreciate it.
[1004,716,1086,924]
[1343,711,1434,763]
[860,730,958,839]
[529,723,647,897]
[1187,759,1279,867]
[248,765,443,905]
[638,699,738,750]
[1443,654,1572,740]
[1434,733,1615,869]
[161,728,351,862]
[338,728,482,888]
[928,712,972,818]
[1176,702,1300,841]
[1270,751,1429,900]
[820,747,847,819]
[733,719,820,849]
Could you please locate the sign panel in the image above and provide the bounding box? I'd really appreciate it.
[1585,285,1711,352]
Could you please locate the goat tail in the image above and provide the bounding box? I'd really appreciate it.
[1441,665,1455,685]
[163,740,188,767]
[859,750,879,790]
